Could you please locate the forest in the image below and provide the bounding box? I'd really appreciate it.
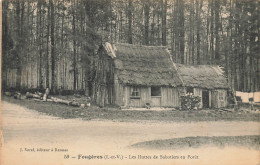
[2,0,259,95]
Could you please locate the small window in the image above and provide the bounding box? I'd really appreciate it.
[186,87,193,94]
[219,91,224,101]
[151,87,161,96]
[131,87,140,97]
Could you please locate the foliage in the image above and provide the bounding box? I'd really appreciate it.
[2,0,259,93]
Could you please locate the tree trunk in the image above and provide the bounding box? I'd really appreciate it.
[15,0,22,90]
[73,0,77,90]
[214,0,220,63]
[162,0,167,46]
[206,1,210,64]
[228,0,233,89]
[46,0,50,88]
[128,0,133,44]
[210,0,214,64]
[50,0,56,93]
[179,0,185,64]
[144,0,150,45]
[61,6,65,88]
[196,0,202,65]
[37,1,43,89]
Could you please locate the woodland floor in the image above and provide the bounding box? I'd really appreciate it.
[2,96,260,122]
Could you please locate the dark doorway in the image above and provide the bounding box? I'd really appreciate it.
[202,90,209,108]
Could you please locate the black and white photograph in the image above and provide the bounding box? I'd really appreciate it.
[1,0,259,164]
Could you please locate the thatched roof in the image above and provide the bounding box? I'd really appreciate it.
[101,42,228,89]
[176,64,228,89]
[102,42,182,87]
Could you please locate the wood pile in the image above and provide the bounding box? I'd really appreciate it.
[4,91,13,97]
[14,92,21,99]
[25,92,81,107]
[181,95,201,111]
[26,92,42,99]
[50,97,72,105]
[4,91,21,99]
[4,90,86,108]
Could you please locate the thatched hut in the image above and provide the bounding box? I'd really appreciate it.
[93,42,183,107]
[176,64,229,108]
[93,42,229,108]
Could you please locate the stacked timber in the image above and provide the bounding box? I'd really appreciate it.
[181,95,201,110]
[26,92,42,99]
[50,97,72,105]
[4,91,13,97]
[4,91,21,99]
[14,92,21,99]
[25,92,81,107]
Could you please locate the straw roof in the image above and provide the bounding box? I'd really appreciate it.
[102,42,182,87]
[176,64,228,89]
[101,42,228,89]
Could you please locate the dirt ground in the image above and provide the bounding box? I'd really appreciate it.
[1,101,260,165]
[132,135,260,150]
[2,96,260,122]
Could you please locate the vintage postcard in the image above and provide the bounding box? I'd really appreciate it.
[1,0,259,164]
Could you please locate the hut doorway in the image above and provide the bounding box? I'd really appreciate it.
[202,90,209,108]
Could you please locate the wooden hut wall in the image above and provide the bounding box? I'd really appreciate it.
[209,91,212,108]
[122,86,180,108]
[120,86,227,108]
[211,90,218,108]
[161,87,180,107]
[93,49,115,106]
[139,87,151,107]
[222,90,228,107]
[218,89,227,108]
[123,86,131,107]
[123,86,130,106]
[194,88,203,108]
[123,86,150,107]
[211,89,227,108]
[114,77,124,106]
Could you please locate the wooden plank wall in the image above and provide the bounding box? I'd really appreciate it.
[211,89,227,108]
[114,77,124,106]
[151,97,161,106]
[124,86,150,107]
[140,87,151,106]
[116,84,227,108]
[93,49,115,106]
[223,90,228,107]
[211,90,218,108]
[194,88,203,108]
[217,89,227,108]
[161,87,180,107]
[209,91,212,108]
[122,86,180,108]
